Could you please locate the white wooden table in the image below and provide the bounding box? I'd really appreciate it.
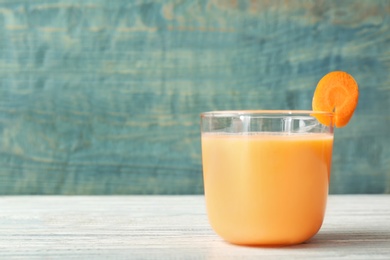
[0,195,389,259]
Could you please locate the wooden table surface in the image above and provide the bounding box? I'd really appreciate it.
[0,195,389,259]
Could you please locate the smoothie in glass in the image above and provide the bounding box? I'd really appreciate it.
[201,111,334,245]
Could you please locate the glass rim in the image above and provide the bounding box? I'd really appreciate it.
[200,110,333,118]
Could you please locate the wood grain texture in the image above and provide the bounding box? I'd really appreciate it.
[0,195,389,259]
[0,0,389,194]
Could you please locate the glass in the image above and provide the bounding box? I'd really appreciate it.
[200,110,334,246]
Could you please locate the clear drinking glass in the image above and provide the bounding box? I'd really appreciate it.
[200,110,334,246]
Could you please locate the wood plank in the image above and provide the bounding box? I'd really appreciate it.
[0,0,389,194]
[0,195,389,258]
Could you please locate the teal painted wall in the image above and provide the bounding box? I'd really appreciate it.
[0,0,389,194]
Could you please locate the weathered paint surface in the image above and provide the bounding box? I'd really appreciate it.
[0,0,389,194]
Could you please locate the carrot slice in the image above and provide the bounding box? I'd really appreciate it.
[312,71,359,127]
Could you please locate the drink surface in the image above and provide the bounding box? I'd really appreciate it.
[201,132,333,245]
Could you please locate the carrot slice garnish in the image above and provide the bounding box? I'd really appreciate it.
[312,71,359,127]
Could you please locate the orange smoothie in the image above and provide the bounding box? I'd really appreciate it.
[201,132,333,245]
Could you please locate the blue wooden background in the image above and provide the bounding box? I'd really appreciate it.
[0,0,389,194]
